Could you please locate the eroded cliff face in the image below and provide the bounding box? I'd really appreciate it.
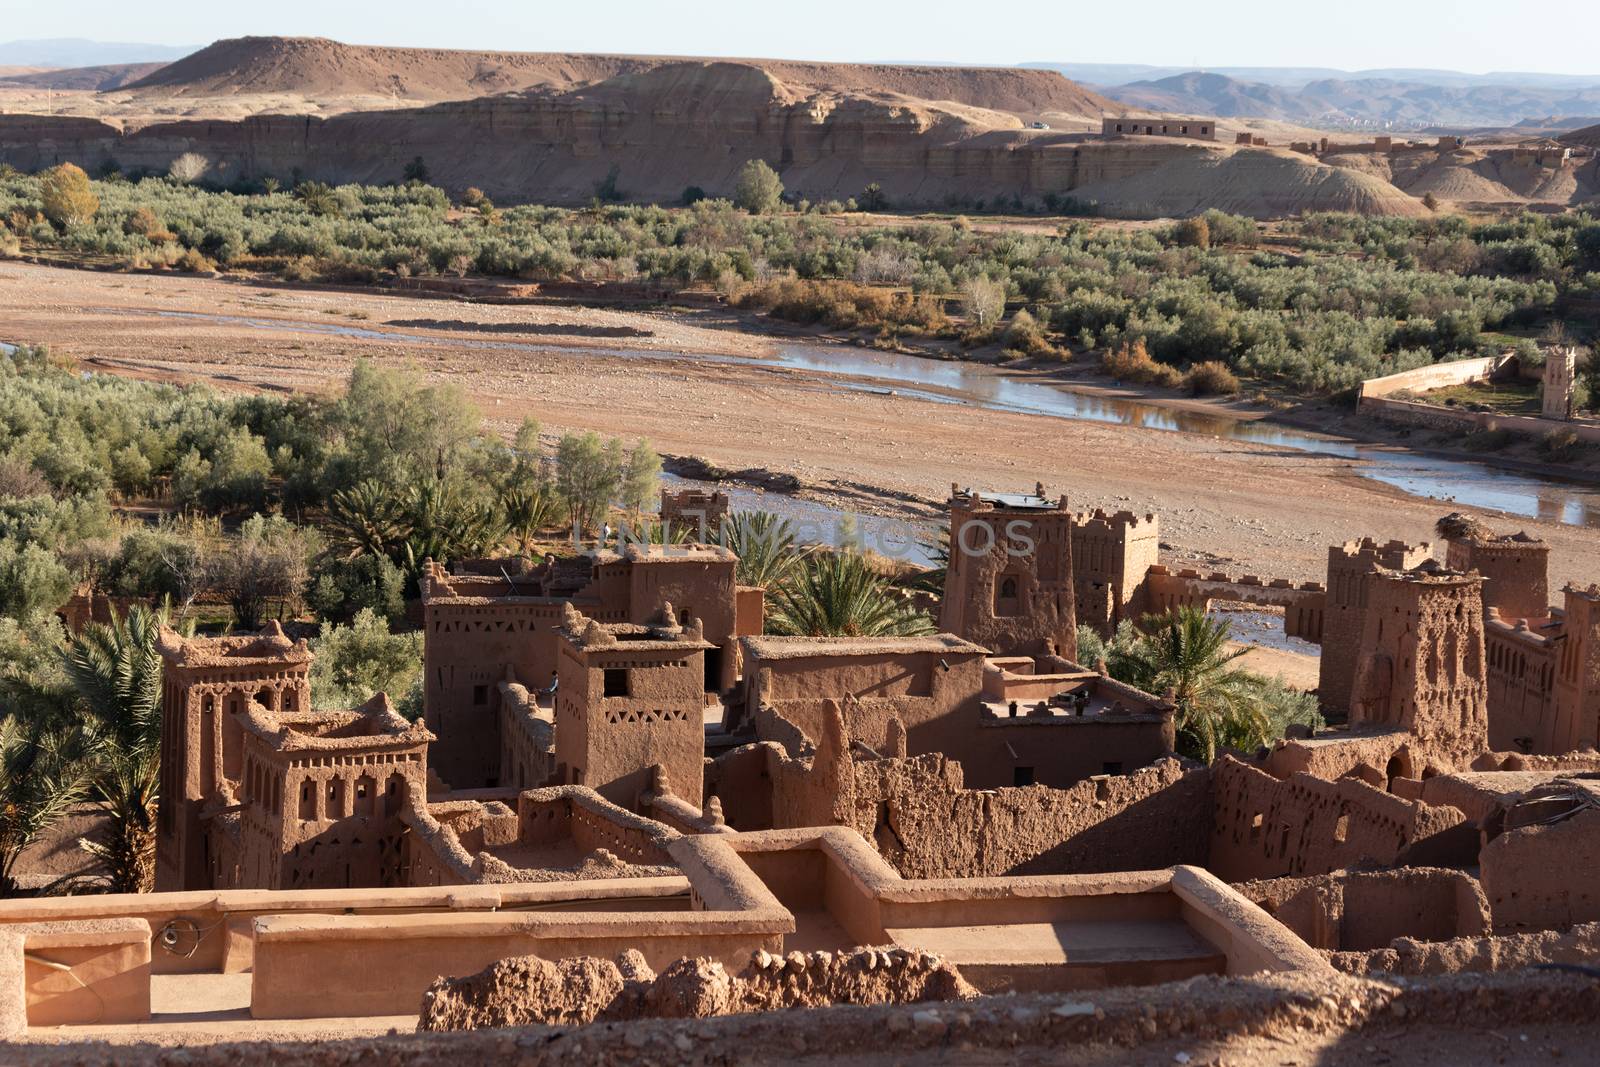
[0,62,1430,218]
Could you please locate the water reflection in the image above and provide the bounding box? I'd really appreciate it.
[766,343,1600,530]
[89,309,1600,530]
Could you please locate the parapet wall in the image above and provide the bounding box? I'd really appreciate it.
[849,755,1211,879]
[1238,868,1491,952]
[1359,354,1509,400]
[1143,566,1326,642]
[1209,757,1475,882]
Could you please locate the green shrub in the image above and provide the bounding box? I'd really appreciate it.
[308,553,407,625]
[1183,361,1242,396]
[733,160,783,214]
[309,608,423,712]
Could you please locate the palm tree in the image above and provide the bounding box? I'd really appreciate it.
[292,180,340,217]
[499,483,565,555]
[401,479,506,573]
[0,716,87,896]
[61,604,172,893]
[720,511,801,590]
[767,551,935,638]
[1116,605,1263,763]
[325,480,412,561]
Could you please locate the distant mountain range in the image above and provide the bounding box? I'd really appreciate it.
[1033,63,1600,91]
[1030,64,1600,130]
[0,38,197,67]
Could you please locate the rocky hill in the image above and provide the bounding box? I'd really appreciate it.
[1562,123,1600,149]
[0,60,1432,219]
[122,36,1113,121]
[1099,70,1600,130]
[0,62,166,91]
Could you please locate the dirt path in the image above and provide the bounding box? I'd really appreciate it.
[2,261,1596,590]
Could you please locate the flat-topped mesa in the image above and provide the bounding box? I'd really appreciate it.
[420,544,746,790]
[940,484,1078,662]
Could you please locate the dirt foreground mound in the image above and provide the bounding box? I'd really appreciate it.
[121,36,1113,119]
[418,946,977,1031]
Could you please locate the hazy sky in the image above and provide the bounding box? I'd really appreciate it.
[11,0,1600,75]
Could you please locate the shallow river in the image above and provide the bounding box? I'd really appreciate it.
[35,310,1600,536]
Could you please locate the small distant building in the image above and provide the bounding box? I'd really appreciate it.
[941,485,1079,661]
[1102,116,1216,141]
[659,487,730,540]
[1542,347,1578,422]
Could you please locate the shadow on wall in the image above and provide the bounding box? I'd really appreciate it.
[1008,771,1213,876]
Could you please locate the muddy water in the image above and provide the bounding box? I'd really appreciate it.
[67,308,1600,531]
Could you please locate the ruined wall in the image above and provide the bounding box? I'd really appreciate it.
[1331,920,1600,976]
[849,756,1211,879]
[1238,868,1490,952]
[1208,757,1474,883]
[1480,788,1600,932]
[1143,567,1326,642]
[1318,539,1433,716]
[1349,568,1488,772]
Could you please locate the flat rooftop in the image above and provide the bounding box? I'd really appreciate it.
[743,633,990,660]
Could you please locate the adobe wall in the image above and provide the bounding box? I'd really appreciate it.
[1070,509,1159,636]
[939,489,1077,660]
[1551,585,1600,753]
[1237,868,1490,952]
[1143,566,1326,642]
[1332,920,1600,976]
[740,637,992,779]
[422,590,570,789]
[1318,539,1433,716]
[553,622,709,810]
[847,755,1211,879]
[1445,534,1549,625]
[1208,757,1474,882]
[1348,567,1488,773]
[1479,791,1600,932]
[420,547,742,790]
[659,489,730,540]
[1101,116,1217,140]
[499,680,555,791]
[970,701,1175,785]
[155,624,314,892]
[1484,615,1560,752]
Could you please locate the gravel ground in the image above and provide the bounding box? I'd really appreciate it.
[2,261,1595,592]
